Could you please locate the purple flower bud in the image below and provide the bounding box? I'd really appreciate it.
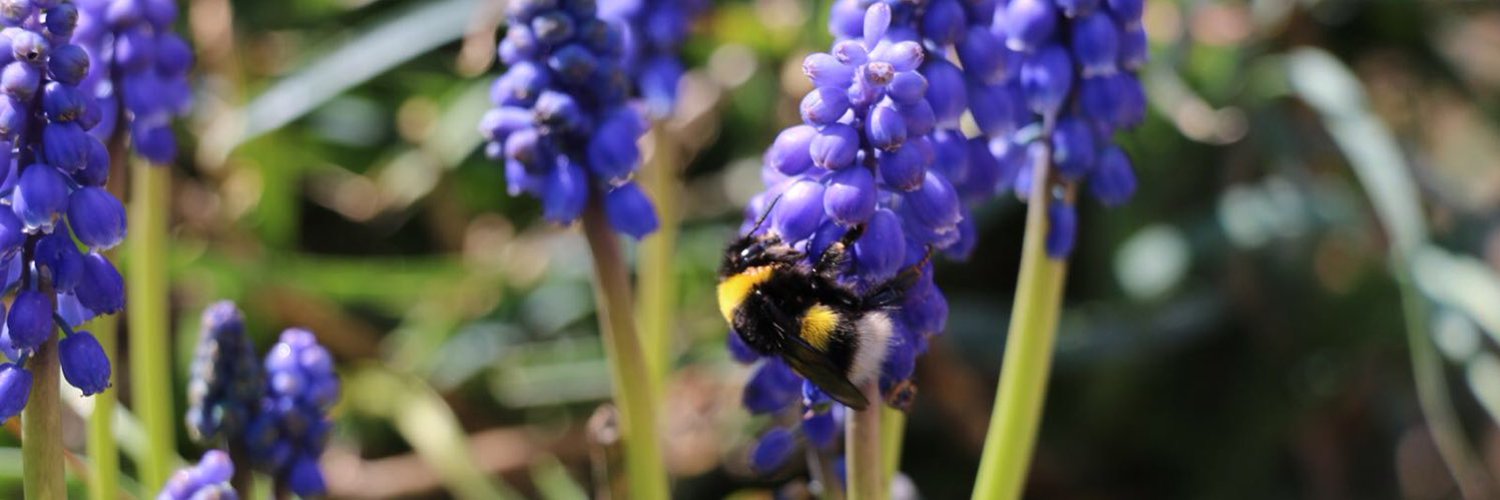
[1051,117,1096,179]
[877,142,925,192]
[115,30,155,71]
[905,172,962,231]
[74,135,108,187]
[0,363,31,422]
[863,2,891,48]
[76,252,124,315]
[1002,0,1057,52]
[803,52,853,88]
[853,208,904,281]
[60,330,110,395]
[43,3,77,39]
[1108,0,1144,25]
[1116,73,1147,126]
[15,163,68,231]
[765,125,817,175]
[1119,24,1147,70]
[36,232,82,292]
[585,113,642,182]
[9,29,47,64]
[1046,200,1076,257]
[1090,146,1136,205]
[41,81,86,122]
[960,137,1003,201]
[637,55,682,117]
[968,81,1021,137]
[751,427,796,472]
[922,0,967,46]
[772,179,825,242]
[809,123,859,170]
[0,210,19,258]
[873,41,923,72]
[0,96,23,138]
[802,409,839,448]
[546,44,598,84]
[68,187,126,250]
[958,27,1011,85]
[478,106,533,143]
[7,290,52,349]
[44,42,86,85]
[1071,12,1120,77]
[542,159,588,224]
[866,99,907,151]
[287,455,327,497]
[106,0,143,27]
[604,182,658,239]
[727,330,760,363]
[921,59,967,127]
[530,10,576,45]
[743,358,800,414]
[533,90,585,132]
[0,0,31,27]
[885,71,927,105]
[829,0,864,39]
[945,217,979,260]
[1,61,38,100]
[43,122,90,172]
[900,100,935,136]
[823,166,876,226]
[800,86,850,126]
[1020,44,1073,117]
[832,40,867,66]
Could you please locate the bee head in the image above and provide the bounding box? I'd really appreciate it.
[720,233,801,277]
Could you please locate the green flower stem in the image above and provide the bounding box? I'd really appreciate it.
[23,334,65,499]
[972,138,1068,500]
[880,407,904,482]
[845,381,885,500]
[637,126,681,392]
[86,314,120,500]
[129,162,175,492]
[582,200,670,500]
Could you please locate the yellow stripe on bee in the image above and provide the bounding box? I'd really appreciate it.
[800,304,840,350]
[718,266,775,323]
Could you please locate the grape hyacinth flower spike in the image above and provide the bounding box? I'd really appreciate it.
[244,328,339,497]
[599,0,709,117]
[0,0,127,422]
[157,450,238,500]
[186,301,263,448]
[480,0,659,238]
[74,0,195,164]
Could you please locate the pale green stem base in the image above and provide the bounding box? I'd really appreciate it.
[972,155,1069,500]
[582,201,670,500]
[23,335,65,499]
[128,164,174,493]
[846,382,885,500]
[881,408,904,483]
[637,126,681,393]
[87,314,120,500]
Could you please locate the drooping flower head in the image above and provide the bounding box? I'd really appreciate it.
[598,0,709,117]
[186,301,264,448]
[74,0,194,164]
[157,449,238,500]
[0,0,127,420]
[243,328,338,497]
[480,0,659,238]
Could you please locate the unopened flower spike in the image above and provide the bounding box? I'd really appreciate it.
[186,301,263,448]
[74,0,195,164]
[157,450,238,500]
[481,0,660,239]
[599,0,709,117]
[243,327,339,497]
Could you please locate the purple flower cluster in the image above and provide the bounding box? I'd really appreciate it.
[735,2,969,470]
[242,328,338,497]
[186,301,263,448]
[480,0,659,238]
[0,0,127,423]
[74,0,194,164]
[157,450,238,500]
[998,0,1147,256]
[598,0,707,117]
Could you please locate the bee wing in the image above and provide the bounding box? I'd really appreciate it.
[782,338,870,410]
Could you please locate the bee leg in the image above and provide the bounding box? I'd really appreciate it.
[813,224,867,278]
[862,244,936,308]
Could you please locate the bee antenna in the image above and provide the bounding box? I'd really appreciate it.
[748,192,785,235]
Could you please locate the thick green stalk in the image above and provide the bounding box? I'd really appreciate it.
[972,145,1068,500]
[23,335,65,499]
[86,315,120,500]
[881,407,904,482]
[581,201,670,500]
[845,381,885,500]
[637,127,681,392]
[129,163,174,492]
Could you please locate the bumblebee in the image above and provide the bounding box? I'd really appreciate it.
[717,219,927,410]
